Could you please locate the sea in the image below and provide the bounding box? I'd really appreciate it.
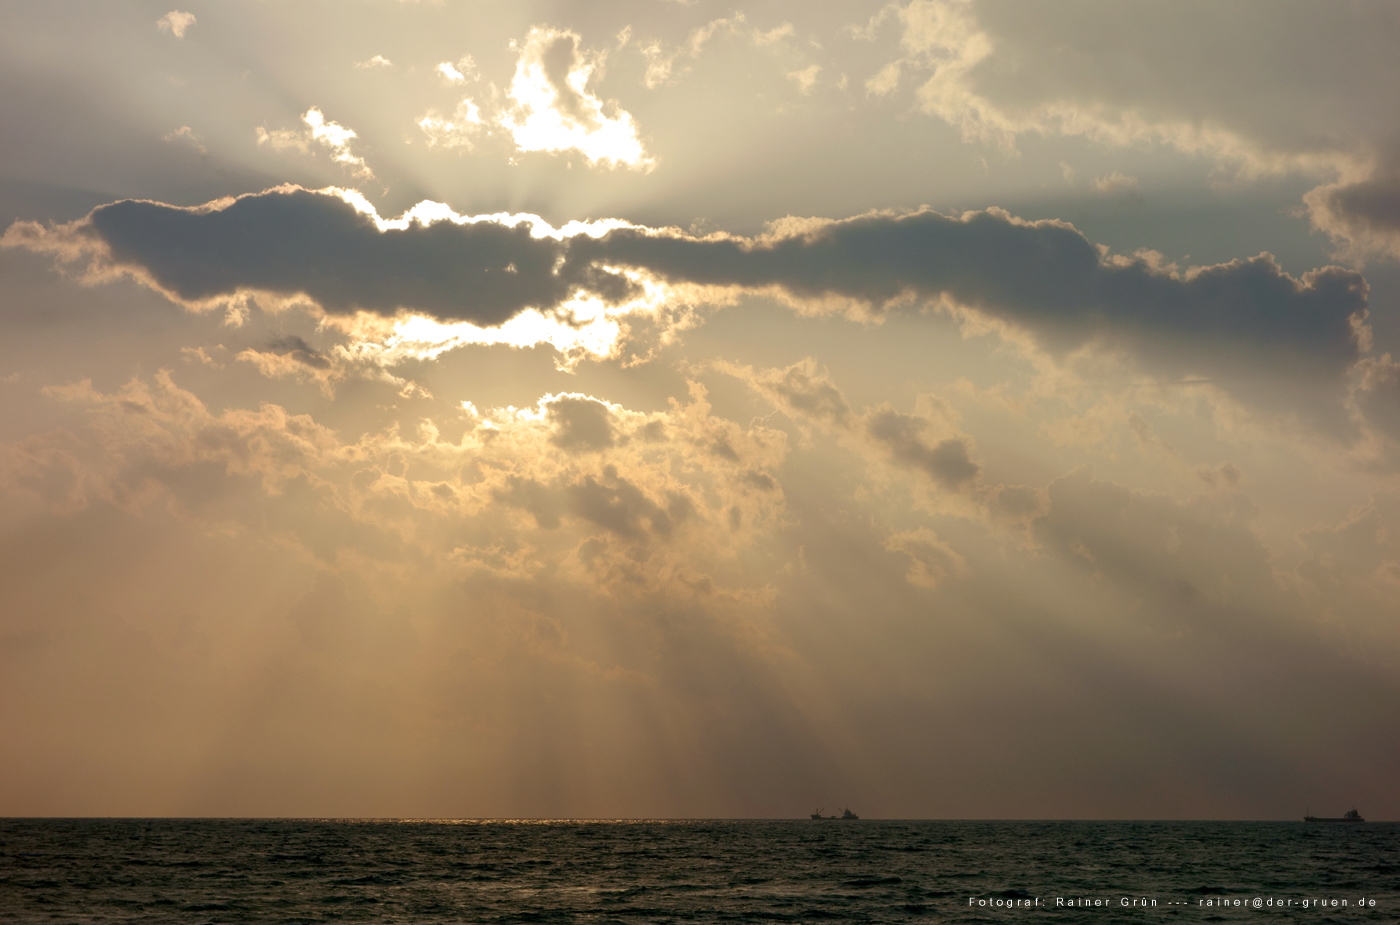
[1,819,1395,923]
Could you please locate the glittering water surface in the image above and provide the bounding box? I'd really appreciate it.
[1,819,1396,923]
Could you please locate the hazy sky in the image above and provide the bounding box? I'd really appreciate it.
[3,0,1399,820]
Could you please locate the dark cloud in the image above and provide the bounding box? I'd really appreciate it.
[546,396,616,452]
[1322,175,1400,237]
[577,209,1369,381]
[865,410,980,489]
[495,466,692,541]
[741,470,778,492]
[266,335,331,369]
[568,471,686,540]
[73,188,634,325]
[1310,159,1400,262]
[756,361,855,428]
[8,189,1370,382]
[736,360,983,494]
[995,484,1043,518]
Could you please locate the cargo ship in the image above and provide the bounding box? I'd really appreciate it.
[809,808,860,819]
[1303,808,1364,823]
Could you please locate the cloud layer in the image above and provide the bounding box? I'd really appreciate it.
[6,188,1371,393]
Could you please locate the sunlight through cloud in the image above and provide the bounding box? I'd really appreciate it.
[500,26,654,170]
[337,269,676,371]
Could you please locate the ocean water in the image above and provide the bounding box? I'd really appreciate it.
[1,819,1395,923]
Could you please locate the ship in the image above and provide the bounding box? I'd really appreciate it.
[1303,808,1364,823]
[809,808,860,819]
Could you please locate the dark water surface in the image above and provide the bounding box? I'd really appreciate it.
[1,819,1396,923]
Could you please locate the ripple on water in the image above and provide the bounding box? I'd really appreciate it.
[0,819,1396,924]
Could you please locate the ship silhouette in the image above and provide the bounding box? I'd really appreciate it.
[809,808,860,820]
[1303,808,1363,823]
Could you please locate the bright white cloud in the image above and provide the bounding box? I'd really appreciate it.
[355,55,393,69]
[156,10,196,38]
[501,26,653,170]
[435,56,476,84]
[337,287,658,373]
[303,109,372,178]
[325,188,639,240]
[256,108,374,180]
[437,62,467,84]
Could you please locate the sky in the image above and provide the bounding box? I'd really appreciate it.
[2,0,1399,820]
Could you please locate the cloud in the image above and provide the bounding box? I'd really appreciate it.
[635,14,806,91]
[4,190,1373,398]
[47,188,585,324]
[546,395,617,452]
[868,1,1400,265]
[865,60,902,97]
[1352,354,1400,443]
[733,358,856,430]
[256,108,374,180]
[501,27,653,169]
[0,187,706,367]
[885,527,967,588]
[753,23,795,47]
[571,208,1371,385]
[300,108,374,180]
[156,11,196,39]
[639,15,746,88]
[728,359,983,504]
[787,65,821,95]
[866,408,979,489]
[1094,171,1139,196]
[1297,493,1400,629]
[435,56,476,85]
[355,55,394,69]
[162,126,206,156]
[253,128,309,155]
[235,335,361,397]
[0,190,663,353]
[1,373,789,602]
[1306,160,1400,263]
[1033,465,1281,623]
[563,469,691,541]
[416,57,482,148]
[263,335,331,370]
[418,98,483,149]
[0,372,343,516]
[880,0,1398,172]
